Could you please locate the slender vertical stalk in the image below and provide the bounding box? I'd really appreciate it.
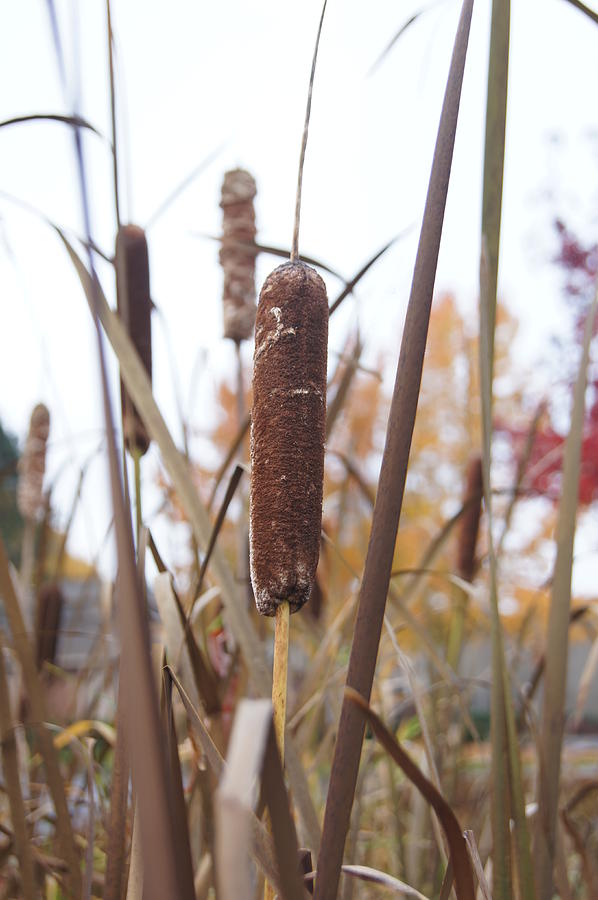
[314,3,474,895]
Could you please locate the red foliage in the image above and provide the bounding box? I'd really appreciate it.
[498,220,598,507]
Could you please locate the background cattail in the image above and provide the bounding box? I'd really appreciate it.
[115,224,152,456]
[17,403,50,521]
[35,582,63,671]
[457,454,484,583]
[250,261,328,616]
[219,168,257,343]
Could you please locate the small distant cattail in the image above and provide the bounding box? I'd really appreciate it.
[219,169,257,343]
[17,403,50,521]
[35,582,63,671]
[115,224,152,456]
[250,261,328,616]
[457,455,483,583]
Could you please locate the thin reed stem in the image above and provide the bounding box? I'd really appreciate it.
[272,600,290,760]
[291,0,328,262]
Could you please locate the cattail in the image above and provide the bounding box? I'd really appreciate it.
[35,582,63,671]
[115,224,152,456]
[250,261,328,616]
[457,455,483,583]
[17,403,50,521]
[219,168,257,343]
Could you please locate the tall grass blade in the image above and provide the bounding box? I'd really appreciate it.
[346,689,475,900]
[481,0,509,374]
[0,540,81,895]
[105,0,121,228]
[315,5,474,893]
[61,137,193,898]
[534,288,598,899]
[103,689,130,900]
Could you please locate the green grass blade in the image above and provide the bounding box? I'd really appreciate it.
[534,288,598,899]
[481,0,510,375]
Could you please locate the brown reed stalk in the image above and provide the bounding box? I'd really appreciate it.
[314,2,474,895]
[34,582,63,671]
[219,168,257,343]
[115,224,152,457]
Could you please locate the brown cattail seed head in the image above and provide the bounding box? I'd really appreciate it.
[35,582,63,670]
[457,455,484,583]
[250,261,328,616]
[116,224,152,456]
[219,168,257,343]
[17,403,50,521]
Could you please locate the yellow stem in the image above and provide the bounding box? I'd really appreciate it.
[265,600,290,900]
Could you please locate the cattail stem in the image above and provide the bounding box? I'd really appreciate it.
[291,0,328,262]
[263,600,290,900]
[272,600,290,760]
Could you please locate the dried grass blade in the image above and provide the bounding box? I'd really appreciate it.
[326,336,362,440]
[103,689,130,900]
[346,689,475,900]
[0,113,105,139]
[329,233,408,316]
[0,539,80,896]
[481,0,509,374]
[573,627,598,726]
[340,865,431,898]
[216,700,304,900]
[534,287,598,899]
[315,5,475,874]
[168,665,284,888]
[193,463,244,605]
[83,739,96,900]
[463,830,491,900]
[161,668,196,893]
[199,234,343,280]
[155,573,220,714]
[0,633,35,899]
[481,243,527,898]
[207,417,250,511]
[367,12,424,76]
[560,0,598,25]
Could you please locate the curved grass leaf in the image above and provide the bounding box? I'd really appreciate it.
[314,4,474,895]
[560,0,598,25]
[0,113,106,141]
[346,689,475,900]
[339,865,431,898]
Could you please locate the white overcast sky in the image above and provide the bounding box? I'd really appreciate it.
[1,0,597,582]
